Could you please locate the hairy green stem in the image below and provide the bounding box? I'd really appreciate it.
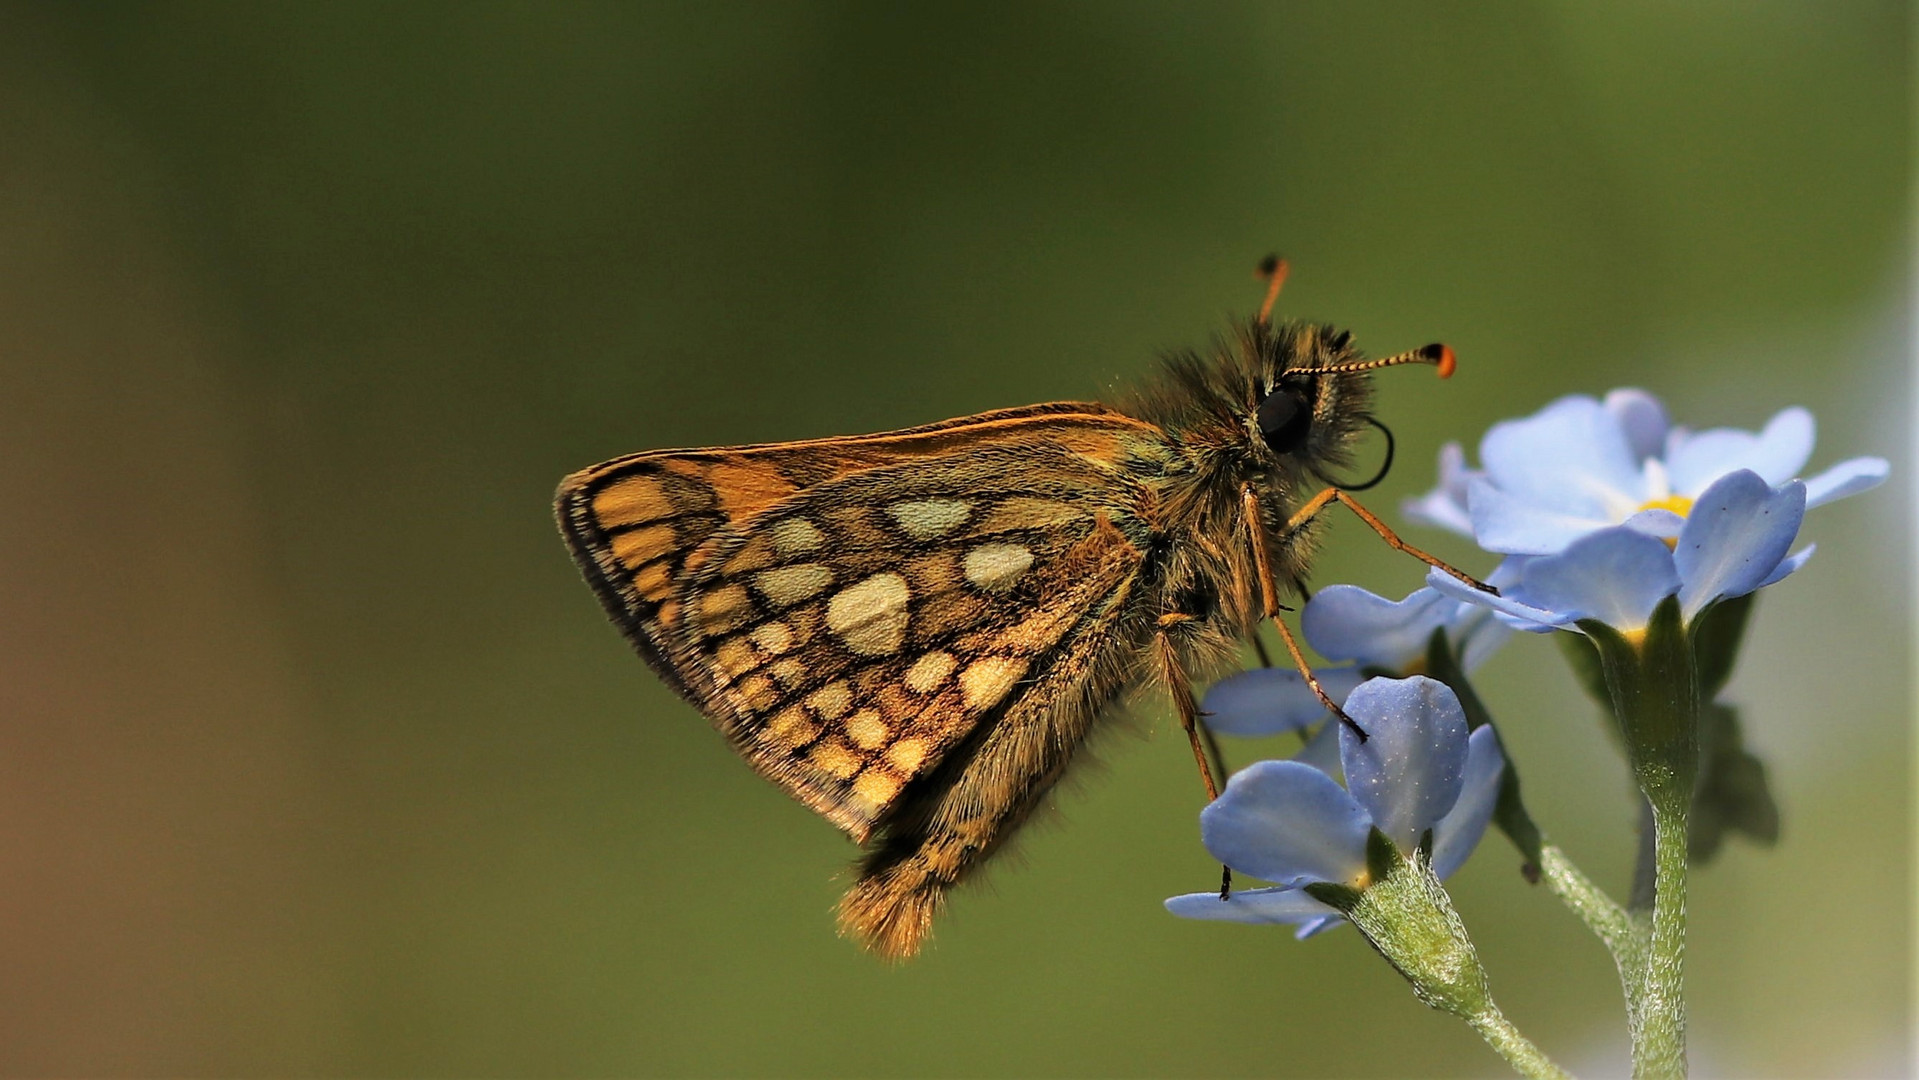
[1538,843,1633,954]
[1577,600,1697,1080]
[1632,797,1690,1079]
[1466,1006,1577,1080]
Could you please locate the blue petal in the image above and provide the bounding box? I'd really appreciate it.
[1621,507,1685,541]
[1511,527,1680,633]
[1402,442,1478,536]
[1431,726,1505,880]
[1337,677,1469,853]
[1757,544,1814,589]
[1477,395,1645,517]
[1200,666,1364,737]
[1292,720,1343,778]
[1666,407,1814,494]
[1803,456,1889,508]
[1452,558,1529,663]
[1302,585,1457,670]
[1164,886,1341,929]
[1673,471,1805,621]
[1200,761,1370,887]
[1605,389,1670,461]
[1426,566,1568,633]
[1293,915,1346,940]
[1454,598,1517,671]
[1467,477,1619,555]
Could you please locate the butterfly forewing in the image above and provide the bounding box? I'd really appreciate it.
[556,406,1164,839]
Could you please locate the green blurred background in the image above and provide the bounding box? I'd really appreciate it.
[0,2,1908,1075]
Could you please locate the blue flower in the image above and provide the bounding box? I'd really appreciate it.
[1404,389,1887,556]
[1166,677,1505,938]
[1427,468,1810,634]
[1200,578,1514,739]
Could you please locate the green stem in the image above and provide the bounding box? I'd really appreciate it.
[1633,796,1689,1080]
[1576,599,1697,1080]
[1466,1006,1577,1080]
[1538,843,1633,954]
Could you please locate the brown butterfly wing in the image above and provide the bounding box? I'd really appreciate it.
[555,405,1162,840]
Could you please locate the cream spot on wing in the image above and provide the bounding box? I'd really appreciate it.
[806,680,852,720]
[903,650,958,694]
[963,543,1035,592]
[851,768,904,808]
[808,738,861,779]
[769,658,807,688]
[714,637,760,677]
[749,621,794,655]
[697,584,754,635]
[736,675,780,713]
[959,657,1028,710]
[826,572,912,655]
[770,517,825,555]
[845,709,889,750]
[754,563,834,608]
[886,738,930,772]
[888,498,972,540]
[765,705,816,747]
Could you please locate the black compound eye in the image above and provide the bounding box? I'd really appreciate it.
[1257,387,1313,455]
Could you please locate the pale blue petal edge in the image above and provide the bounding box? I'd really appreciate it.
[1164,886,1341,930]
[1401,442,1477,536]
[1666,407,1814,493]
[1604,388,1670,461]
[1468,477,1617,555]
[1511,527,1680,633]
[1426,566,1566,633]
[1200,666,1363,737]
[1673,472,1805,621]
[1431,727,1505,880]
[1477,395,1644,516]
[1292,721,1344,779]
[1302,585,1456,670]
[1803,456,1889,508]
[1757,544,1815,589]
[1200,761,1370,887]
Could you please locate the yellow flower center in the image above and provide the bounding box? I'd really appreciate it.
[1637,494,1694,517]
[1636,495,1694,549]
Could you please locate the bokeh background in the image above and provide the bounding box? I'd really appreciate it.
[0,2,1909,1076]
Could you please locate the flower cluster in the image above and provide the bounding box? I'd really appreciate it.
[1409,390,1886,634]
[1165,387,1886,1079]
[1168,676,1503,938]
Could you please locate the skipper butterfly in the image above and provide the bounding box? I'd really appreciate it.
[555,260,1477,958]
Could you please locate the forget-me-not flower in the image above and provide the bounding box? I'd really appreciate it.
[1404,389,1887,556]
[1167,677,1504,938]
[1201,578,1514,739]
[1427,468,1809,635]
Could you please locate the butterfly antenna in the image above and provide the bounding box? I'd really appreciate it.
[1255,255,1289,325]
[1292,342,1456,380]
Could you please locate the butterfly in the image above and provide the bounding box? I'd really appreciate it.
[554,260,1479,958]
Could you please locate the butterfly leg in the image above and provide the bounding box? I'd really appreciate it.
[1284,486,1495,594]
[1239,484,1366,737]
[1153,617,1234,898]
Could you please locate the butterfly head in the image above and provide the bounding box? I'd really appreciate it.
[1251,321,1454,490]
